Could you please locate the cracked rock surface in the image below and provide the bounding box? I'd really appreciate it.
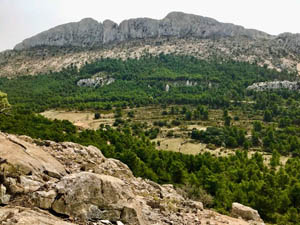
[0,132,264,225]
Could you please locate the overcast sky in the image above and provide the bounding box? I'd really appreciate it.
[1,0,299,51]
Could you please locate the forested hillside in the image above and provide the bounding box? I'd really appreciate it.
[0,54,296,111]
[1,55,300,224]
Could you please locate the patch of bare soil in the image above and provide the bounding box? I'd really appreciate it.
[41,110,114,130]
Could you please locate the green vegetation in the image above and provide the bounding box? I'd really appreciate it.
[0,54,296,112]
[1,54,300,224]
[0,91,10,112]
[0,110,300,224]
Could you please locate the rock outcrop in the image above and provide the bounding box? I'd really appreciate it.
[247,80,300,91]
[77,75,115,88]
[232,203,264,223]
[1,12,300,77]
[0,132,264,224]
[0,206,76,225]
[276,33,300,55]
[14,12,270,50]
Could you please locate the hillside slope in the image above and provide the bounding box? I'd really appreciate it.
[0,12,300,77]
[0,132,263,225]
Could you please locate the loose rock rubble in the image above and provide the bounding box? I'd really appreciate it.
[0,132,264,225]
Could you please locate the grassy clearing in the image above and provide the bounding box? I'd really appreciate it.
[41,106,287,165]
[41,110,114,130]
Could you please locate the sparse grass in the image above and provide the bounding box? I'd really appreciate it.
[41,110,115,130]
[41,105,288,165]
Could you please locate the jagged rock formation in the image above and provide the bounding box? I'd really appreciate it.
[247,80,300,91]
[0,132,264,225]
[276,33,300,55]
[14,12,270,50]
[1,12,300,77]
[77,75,115,88]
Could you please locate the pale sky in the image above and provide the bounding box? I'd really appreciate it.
[0,0,299,51]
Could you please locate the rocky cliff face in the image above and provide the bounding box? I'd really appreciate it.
[14,12,270,50]
[1,12,299,77]
[0,132,264,225]
[77,75,115,88]
[247,80,300,91]
[276,33,300,54]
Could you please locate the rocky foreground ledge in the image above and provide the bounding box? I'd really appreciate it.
[0,132,264,225]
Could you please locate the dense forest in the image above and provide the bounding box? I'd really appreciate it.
[0,54,297,111]
[1,54,300,224]
[0,109,300,224]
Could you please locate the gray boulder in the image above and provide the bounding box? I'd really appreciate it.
[52,172,142,224]
[232,202,263,222]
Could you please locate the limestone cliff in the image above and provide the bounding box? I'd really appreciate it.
[0,132,264,225]
[14,12,270,50]
[1,12,300,77]
[276,33,300,54]
[247,80,300,91]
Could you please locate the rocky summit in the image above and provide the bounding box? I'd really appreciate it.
[14,12,270,50]
[0,132,264,225]
[1,12,300,77]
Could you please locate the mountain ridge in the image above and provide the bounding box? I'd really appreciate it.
[1,11,300,77]
[14,11,272,50]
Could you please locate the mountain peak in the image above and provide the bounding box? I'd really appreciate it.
[14,12,271,50]
[165,11,191,18]
[79,17,99,24]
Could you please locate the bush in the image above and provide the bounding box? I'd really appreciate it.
[171,120,181,126]
[94,112,101,119]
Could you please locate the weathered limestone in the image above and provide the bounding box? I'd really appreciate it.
[276,33,300,55]
[0,132,264,224]
[33,190,57,209]
[232,202,263,222]
[0,184,10,204]
[247,80,300,91]
[77,75,115,88]
[14,12,270,50]
[0,206,76,225]
[52,172,142,224]
[0,133,66,178]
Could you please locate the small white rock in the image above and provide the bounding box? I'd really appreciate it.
[100,220,111,225]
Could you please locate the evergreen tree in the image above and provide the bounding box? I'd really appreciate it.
[263,110,272,122]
